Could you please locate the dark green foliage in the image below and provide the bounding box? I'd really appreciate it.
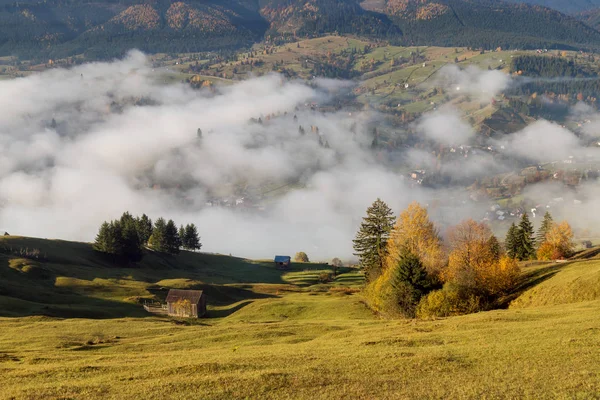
[353,198,395,282]
[387,251,430,318]
[537,212,554,246]
[94,221,124,256]
[182,224,202,251]
[119,212,143,262]
[517,213,536,261]
[93,212,143,261]
[487,235,502,262]
[165,219,181,254]
[148,217,168,253]
[392,251,429,295]
[505,223,519,259]
[136,214,153,245]
[511,55,593,78]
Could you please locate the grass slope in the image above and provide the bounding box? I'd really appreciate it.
[511,259,600,308]
[0,236,355,319]
[0,300,599,398]
[1,236,600,398]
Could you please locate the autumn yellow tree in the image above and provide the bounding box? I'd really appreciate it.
[384,202,445,277]
[366,202,442,317]
[537,221,574,260]
[445,219,495,289]
[444,219,519,296]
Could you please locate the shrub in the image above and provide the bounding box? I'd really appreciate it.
[318,272,334,283]
[416,284,483,319]
[294,252,309,262]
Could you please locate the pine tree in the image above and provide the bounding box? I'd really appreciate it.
[148,218,168,253]
[487,235,502,261]
[165,219,181,254]
[136,214,153,245]
[93,220,123,256]
[353,198,395,282]
[517,213,535,261]
[505,223,519,259]
[179,225,186,248]
[183,224,202,251]
[392,251,429,295]
[93,222,113,253]
[536,211,553,246]
[120,212,142,261]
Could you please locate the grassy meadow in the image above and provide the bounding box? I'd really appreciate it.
[1,236,600,399]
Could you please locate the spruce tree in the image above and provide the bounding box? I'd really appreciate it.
[505,223,519,259]
[393,251,429,294]
[536,211,553,246]
[353,198,395,282]
[517,213,535,261]
[487,235,502,261]
[136,214,153,245]
[148,218,168,253]
[120,212,142,261]
[165,219,181,254]
[387,251,429,317]
[183,224,201,251]
[93,222,112,253]
[179,225,186,248]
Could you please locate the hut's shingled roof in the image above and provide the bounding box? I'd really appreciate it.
[274,255,291,263]
[165,289,203,304]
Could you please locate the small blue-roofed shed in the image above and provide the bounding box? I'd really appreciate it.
[274,255,291,269]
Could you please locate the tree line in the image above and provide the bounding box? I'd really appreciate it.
[93,212,201,262]
[353,199,574,319]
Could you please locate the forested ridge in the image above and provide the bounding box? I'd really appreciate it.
[2,0,600,60]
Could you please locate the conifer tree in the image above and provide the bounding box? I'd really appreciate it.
[165,219,181,254]
[517,213,535,261]
[120,212,142,261]
[505,223,519,259]
[136,214,153,244]
[183,224,202,251]
[94,220,124,256]
[94,222,115,254]
[179,225,186,248]
[392,251,429,295]
[487,235,502,261]
[536,211,553,246]
[148,218,168,253]
[353,198,395,282]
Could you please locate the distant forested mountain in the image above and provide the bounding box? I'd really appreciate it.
[499,0,600,14]
[359,0,600,51]
[2,0,600,60]
[0,0,268,59]
[578,8,600,30]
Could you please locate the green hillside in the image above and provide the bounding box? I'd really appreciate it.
[0,235,358,318]
[1,236,600,398]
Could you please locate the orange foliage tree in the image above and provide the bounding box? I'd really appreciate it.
[444,219,519,296]
[537,221,574,260]
[384,202,445,277]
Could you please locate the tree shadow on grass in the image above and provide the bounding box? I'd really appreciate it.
[206,300,255,319]
[496,263,565,308]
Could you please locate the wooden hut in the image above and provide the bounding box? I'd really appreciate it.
[165,289,206,318]
[274,255,291,269]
